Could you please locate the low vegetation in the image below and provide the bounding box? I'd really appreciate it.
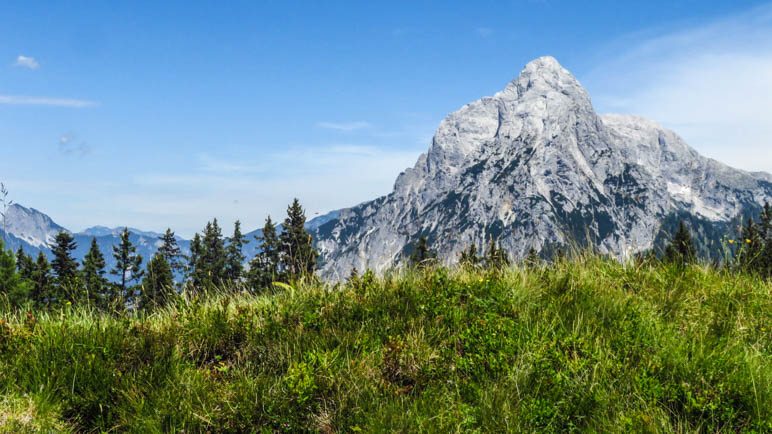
[1,256,769,432]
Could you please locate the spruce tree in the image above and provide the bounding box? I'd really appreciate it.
[459,244,480,268]
[31,252,52,307]
[51,231,80,303]
[664,221,695,266]
[247,216,280,291]
[158,228,184,275]
[484,237,510,269]
[761,202,772,278]
[200,219,226,287]
[0,239,29,307]
[225,220,248,284]
[111,228,143,305]
[81,237,108,308]
[188,233,204,289]
[279,199,317,281]
[409,236,436,268]
[142,252,175,309]
[15,247,35,280]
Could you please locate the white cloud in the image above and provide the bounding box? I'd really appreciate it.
[13,55,39,69]
[315,121,372,132]
[0,95,98,108]
[584,3,772,173]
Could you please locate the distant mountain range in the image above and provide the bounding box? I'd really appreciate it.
[0,203,339,282]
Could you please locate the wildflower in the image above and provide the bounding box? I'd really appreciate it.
[728,239,735,244]
[745,239,752,244]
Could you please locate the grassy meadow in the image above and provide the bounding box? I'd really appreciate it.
[0,256,770,432]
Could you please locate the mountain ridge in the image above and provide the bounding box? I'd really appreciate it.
[310,56,772,279]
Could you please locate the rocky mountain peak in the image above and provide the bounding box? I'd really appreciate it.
[312,56,772,280]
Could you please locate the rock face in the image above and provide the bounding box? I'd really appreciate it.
[312,56,772,280]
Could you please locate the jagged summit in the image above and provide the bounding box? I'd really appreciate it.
[311,57,772,280]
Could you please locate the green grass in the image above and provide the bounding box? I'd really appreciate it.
[1,256,770,432]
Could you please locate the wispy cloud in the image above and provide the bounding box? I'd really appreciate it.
[58,133,91,157]
[13,55,39,69]
[0,95,98,108]
[585,3,772,172]
[133,143,423,235]
[315,121,371,132]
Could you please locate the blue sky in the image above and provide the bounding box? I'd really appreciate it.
[2,0,771,236]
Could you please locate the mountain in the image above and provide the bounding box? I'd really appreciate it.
[0,208,192,281]
[0,205,336,281]
[311,56,772,279]
[1,204,65,252]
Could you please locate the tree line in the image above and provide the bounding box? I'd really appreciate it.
[0,198,317,311]
[400,202,772,277]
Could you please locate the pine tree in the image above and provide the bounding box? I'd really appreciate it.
[111,228,143,305]
[15,247,35,280]
[51,231,80,303]
[142,252,175,309]
[200,219,226,287]
[409,236,436,268]
[158,228,184,276]
[247,216,280,291]
[484,237,510,269]
[760,202,772,278]
[81,237,108,308]
[30,252,52,307]
[459,244,480,268]
[187,233,204,289]
[664,221,695,266]
[225,220,248,285]
[0,239,29,307]
[279,199,318,281]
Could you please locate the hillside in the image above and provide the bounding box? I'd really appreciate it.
[1,258,769,432]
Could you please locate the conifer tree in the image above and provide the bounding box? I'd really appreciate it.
[279,199,317,281]
[158,228,184,275]
[142,252,174,309]
[51,231,80,303]
[111,228,143,305]
[247,216,280,291]
[15,247,35,280]
[0,239,29,307]
[409,236,436,269]
[225,220,248,284]
[760,202,772,278]
[664,221,695,266]
[484,237,510,269]
[82,237,108,308]
[188,233,204,289]
[31,252,52,307]
[200,219,226,287]
[459,244,480,268]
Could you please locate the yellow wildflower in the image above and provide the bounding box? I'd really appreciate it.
[728,239,735,244]
[746,239,752,244]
